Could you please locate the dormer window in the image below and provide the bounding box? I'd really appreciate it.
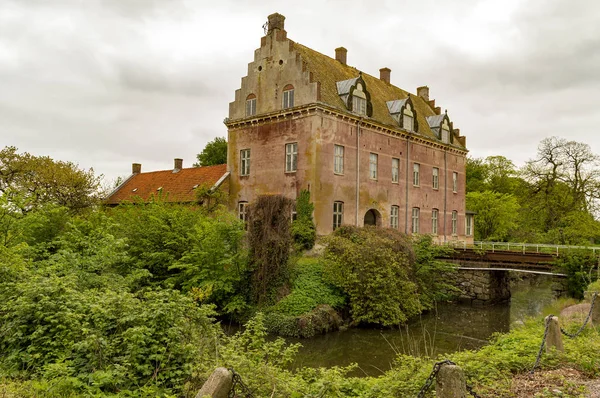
[403,103,414,131]
[352,83,367,115]
[337,76,372,117]
[246,94,256,117]
[282,85,294,109]
[441,119,450,143]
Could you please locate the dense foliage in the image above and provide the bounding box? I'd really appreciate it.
[554,250,598,299]
[466,137,600,244]
[0,146,101,212]
[194,137,227,167]
[324,227,456,326]
[247,195,294,305]
[291,190,316,250]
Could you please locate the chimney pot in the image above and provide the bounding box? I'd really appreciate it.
[174,158,183,171]
[335,47,347,65]
[267,13,285,34]
[379,67,391,84]
[132,163,141,174]
[417,86,430,101]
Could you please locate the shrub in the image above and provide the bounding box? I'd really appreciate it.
[554,249,598,299]
[324,226,422,326]
[291,190,316,250]
[247,195,293,305]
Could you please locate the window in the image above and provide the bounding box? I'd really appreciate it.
[452,211,458,235]
[285,143,298,172]
[369,153,378,180]
[392,158,399,183]
[452,172,458,193]
[432,209,439,235]
[240,149,250,176]
[403,104,414,131]
[246,94,256,116]
[352,83,367,115]
[412,207,420,234]
[432,167,439,190]
[334,145,344,174]
[466,214,473,236]
[333,201,344,230]
[413,163,420,186]
[283,86,294,108]
[238,202,248,223]
[390,205,399,229]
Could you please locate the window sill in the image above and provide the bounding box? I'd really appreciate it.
[392,181,399,184]
[413,184,420,188]
[432,187,439,191]
[334,172,344,176]
[285,171,297,174]
[240,174,250,178]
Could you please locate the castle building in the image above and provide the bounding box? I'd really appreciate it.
[226,13,473,241]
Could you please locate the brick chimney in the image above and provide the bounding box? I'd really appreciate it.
[417,86,429,101]
[132,163,141,174]
[173,158,183,172]
[267,13,285,34]
[335,47,347,65]
[379,67,391,84]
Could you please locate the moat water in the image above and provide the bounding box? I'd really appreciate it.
[287,276,555,376]
[221,276,556,376]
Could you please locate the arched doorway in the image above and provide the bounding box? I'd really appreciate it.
[363,209,381,226]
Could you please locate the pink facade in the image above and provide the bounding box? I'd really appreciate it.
[226,13,473,242]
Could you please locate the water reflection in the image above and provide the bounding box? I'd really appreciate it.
[288,276,556,376]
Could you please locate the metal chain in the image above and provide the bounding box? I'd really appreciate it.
[416,359,480,398]
[228,368,255,398]
[560,292,597,338]
[416,360,455,398]
[530,315,553,374]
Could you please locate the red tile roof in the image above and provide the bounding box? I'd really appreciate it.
[105,164,228,205]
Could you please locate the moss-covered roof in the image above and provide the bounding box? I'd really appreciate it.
[292,42,464,148]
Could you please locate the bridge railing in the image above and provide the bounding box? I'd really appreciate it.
[440,240,600,256]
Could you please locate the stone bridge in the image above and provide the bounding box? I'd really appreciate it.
[444,248,566,305]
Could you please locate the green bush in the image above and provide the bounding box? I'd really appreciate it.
[324,226,422,326]
[291,190,316,250]
[554,249,598,299]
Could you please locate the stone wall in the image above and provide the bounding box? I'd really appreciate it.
[453,264,511,305]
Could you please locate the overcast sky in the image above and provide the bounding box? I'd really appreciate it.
[1,0,599,185]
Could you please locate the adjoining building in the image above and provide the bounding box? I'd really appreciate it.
[105,159,229,205]
[226,13,473,242]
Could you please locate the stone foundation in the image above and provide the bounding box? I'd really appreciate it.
[456,268,511,305]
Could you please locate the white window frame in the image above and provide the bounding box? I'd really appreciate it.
[392,158,399,183]
[413,163,420,186]
[283,88,294,108]
[240,149,250,176]
[403,104,414,131]
[466,214,473,236]
[432,209,438,235]
[442,127,450,143]
[238,202,248,223]
[453,172,458,193]
[352,83,367,116]
[334,145,344,174]
[333,201,344,230]
[412,207,420,234]
[285,142,298,173]
[452,211,458,235]
[390,205,399,229]
[246,97,256,117]
[369,153,378,180]
[432,167,439,190]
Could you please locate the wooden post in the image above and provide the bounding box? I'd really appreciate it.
[545,315,564,352]
[436,364,467,398]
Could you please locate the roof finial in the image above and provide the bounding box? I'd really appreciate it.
[445,108,448,115]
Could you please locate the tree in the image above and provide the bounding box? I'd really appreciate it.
[466,191,520,241]
[0,146,101,212]
[194,137,227,167]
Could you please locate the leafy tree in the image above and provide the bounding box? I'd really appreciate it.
[194,137,227,167]
[0,146,101,212]
[466,191,520,241]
